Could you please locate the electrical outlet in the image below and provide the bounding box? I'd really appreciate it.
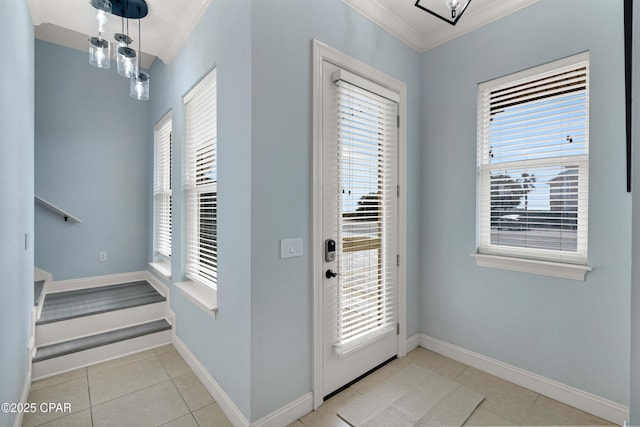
[99,251,108,262]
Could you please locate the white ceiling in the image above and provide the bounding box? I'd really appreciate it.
[28,0,211,69]
[342,0,538,52]
[28,0,538,69]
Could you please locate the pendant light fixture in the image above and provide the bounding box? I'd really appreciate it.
[91,0,112,33]
[88,0,111,69]
[415,0,472,26]
[131,71,150,100]
[115,16,137,78]
[89,37,111,68]
[130,18,149,100]
[87,0,150,100]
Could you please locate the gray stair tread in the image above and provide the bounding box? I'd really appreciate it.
[34,280,45,306]
[38,281,166,325]
[33,319,171,362]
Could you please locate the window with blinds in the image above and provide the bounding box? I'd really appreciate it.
[184,69,217,289]
[154,112,172,258]
[477,52,589,264]
[333,72,398,352]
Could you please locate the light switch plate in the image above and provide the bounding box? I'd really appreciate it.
[280,238,303,259]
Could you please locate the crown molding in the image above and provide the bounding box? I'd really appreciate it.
[342,0,424,51]
[342,0,538,53]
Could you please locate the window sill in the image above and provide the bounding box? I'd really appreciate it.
[471,253,592,281]
[175,280,218,319]
[149,261,172,280]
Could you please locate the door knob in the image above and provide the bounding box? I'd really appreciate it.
[325,269,337,279]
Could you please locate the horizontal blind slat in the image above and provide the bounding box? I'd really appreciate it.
[334,78,397,347]
[477,54,589,263]
[185,69,218,288]
[154,114,172,258]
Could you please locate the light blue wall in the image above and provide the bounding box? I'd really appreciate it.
[35,41,150,281]
[149,0,421,420]
[0,0,34,426]
[249,0,422,420]
[630,0,640,422]
[149,0,253,417]
[421,0,630,406]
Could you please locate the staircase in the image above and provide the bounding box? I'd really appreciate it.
[32,278,172,380]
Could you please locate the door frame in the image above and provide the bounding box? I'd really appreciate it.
[312,39,408,409]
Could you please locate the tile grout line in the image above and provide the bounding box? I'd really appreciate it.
[89,374,173,408]
[86,351,159,377]
[453,365,471,381]
[451,364,486,425]
[35,368,91,427]
[519,392,541,426]
[93,378,174,408]
[86,367,95,427]
[30,371,87,393]
[169,374,194,422]
[156,345,197,425]
[172,373,215,413]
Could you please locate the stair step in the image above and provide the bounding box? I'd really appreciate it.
[33,319,171,362]
[37,281,165,325]
[34,280,45,306]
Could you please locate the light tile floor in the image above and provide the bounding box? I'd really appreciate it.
[24,346,615,427]
[291,347,615,427]
[23,345,231,427]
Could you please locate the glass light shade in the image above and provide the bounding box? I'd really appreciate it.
[90,0,112,34]
[117,46,138,78]
[89,37,110,69]
[130,72,149,100]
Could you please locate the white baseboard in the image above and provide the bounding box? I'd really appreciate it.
[172,335,251,427]
[49,271,149,293]
[172,334,313,427]
[14,358,32,427]
[34,267,52,283]
[167,308,176,335]
[47,271,168,298]
[35,269,50,320]
[251,392,313,427]
[145,271,170,298]
[31,308,37,354]
[419,334,628,426]
[405,333,420,353]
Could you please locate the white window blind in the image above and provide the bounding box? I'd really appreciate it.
[154,113,172,258]
[477,52,589,264]
[184,69,217,289]
[333,75,397,351]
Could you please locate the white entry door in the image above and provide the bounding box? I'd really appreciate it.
[320,59,399,398]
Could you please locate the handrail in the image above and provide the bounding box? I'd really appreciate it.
[35,195,82,223]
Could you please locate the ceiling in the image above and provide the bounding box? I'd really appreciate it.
[28,0,211,69]
[28,0,538,69]
[342,0,538,52]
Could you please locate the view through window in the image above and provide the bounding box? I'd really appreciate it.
[477,53,589,264]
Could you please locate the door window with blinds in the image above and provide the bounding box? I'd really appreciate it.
[154,112,172,259]
[477,52,589,264]
[332,70,398,354]
[184,69,217,289]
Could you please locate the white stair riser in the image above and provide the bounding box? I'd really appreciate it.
[36,302,166,346]
[32,329,172,380]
